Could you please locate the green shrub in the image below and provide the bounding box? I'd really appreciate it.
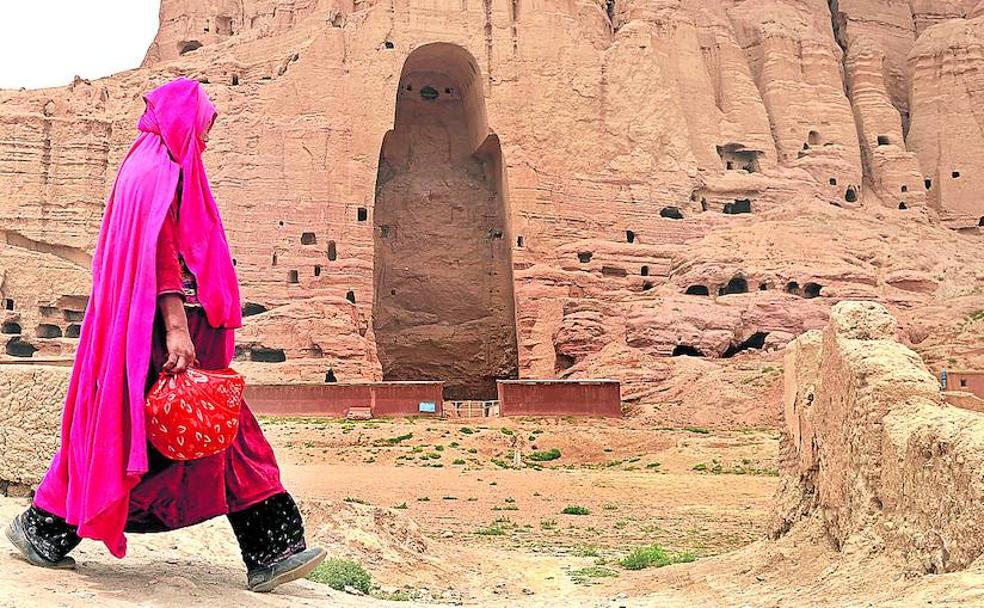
[561,505,591,516]
[307,559,372,594]
[528,448,562,462]
[459,427,475,434]
[683,427,710,435]
[343,497,368,505]
[619,544,696,571]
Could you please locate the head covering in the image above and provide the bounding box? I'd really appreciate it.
[33,78,240,557]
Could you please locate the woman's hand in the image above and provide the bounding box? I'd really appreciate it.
[164,327,197,374]
[158,293,196,374]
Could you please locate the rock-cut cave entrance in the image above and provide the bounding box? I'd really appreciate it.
[372,43,520,400]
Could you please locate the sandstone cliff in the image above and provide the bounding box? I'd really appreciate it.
[2,0,984,421]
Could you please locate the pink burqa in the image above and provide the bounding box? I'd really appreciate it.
[34,78,243,557]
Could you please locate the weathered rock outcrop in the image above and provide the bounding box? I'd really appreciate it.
[2,1,984,420]
[0,365,69,494]
[775,301,984,572]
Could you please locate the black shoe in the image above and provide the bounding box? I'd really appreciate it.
[4,513,77,570]
[247,547,327,593]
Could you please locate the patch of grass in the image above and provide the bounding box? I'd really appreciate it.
[452,458,467,465]
[570,566,619,584]
[575,545,600,557]
[373,432,413,446]
[343,497,368,505]
[417,496,430,502]
[540,519,557,530]
[491,458,510,469]
[393,502,408,509]
[528,448,562,462]
[459,427,475,435]
[603,503,618,511]
[619,544,696,571]
[442,496,458,501]
[683,426,711,435]
[562,505,591,516]
[500,427,514,436]
[475,518,512,536]
[646,462,662,470]
[967,310,984,322]
[307,559,372,594]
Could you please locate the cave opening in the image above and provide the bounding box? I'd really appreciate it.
[685,284,710,296]
[327,240,337,261]
[723,199,752,215]
[301,232,317,245]
[803,282,823,298]
[242,302,269,316]
[672,344,705,357]
[786,281,801,295]
[720,276,749,295]
[845,186,858,203]
[5,338,37,358]
[3,299,13,311]
[722,332,769,358]
[577,251,593,264]
[288,270,299,284]
[898,202,908,210]
[1,322,21,334]
[640,265,650,277]
[372,43,519,400]
[65,324,81,338]
[660,207,684,220]
[250,347,286,363]
[36,324,62,339]
[626,230,636,243]
[180,41,203,55]
[877,135,891,146]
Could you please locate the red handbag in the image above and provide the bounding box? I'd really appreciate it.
[145,367,245,460]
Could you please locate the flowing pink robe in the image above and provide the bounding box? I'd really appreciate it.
[34,78,266,557]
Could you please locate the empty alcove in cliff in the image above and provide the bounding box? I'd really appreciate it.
[877,135,891,146]
[357,207,368,222]
[845,186,858,203]
[808,130,822,146]
[3,299,13,311]
[716,143,762,173]
[979,217,984,227]
[641,265,650,277]
[829,177,838,186]
[672,344,705,357]
[898,202,908,210]
[722,332,769,357]
[372,43,519,400]
[1,322,21,334]
[724,199,752,215]
[242,303,268,316]
[180,41,203,55]
[5,338,36,358]
[803,282,823,298]
[65,324,81,338]
[327,240,337,260]
[685,284,710,296]
[953,171,961,179]
[346,290,356,303]
[626,230,636,243]
[925,178,932,189]
[250,347,286,363]
[555,352,575,373]
[36,324,62,339]
[325,368,338,383]
[272,252,278,266]
[786,281,802,295]
[720,276,749,295]
[602,266,628,278]
[660,207,684,220]
[901,185,908,193]
[577,252,593,263]
[231,74,240,86]
[288,270,299,284]
[301,232,317,245]
[642,281,654,291]
[516,236,524,247]
[314,265,322,276]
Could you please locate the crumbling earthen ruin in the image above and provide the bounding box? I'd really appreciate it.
[2,0,984,419]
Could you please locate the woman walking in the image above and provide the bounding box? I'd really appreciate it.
[4,78,325,592]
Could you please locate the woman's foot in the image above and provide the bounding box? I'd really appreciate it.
[247,546,327,593]
[4,514,77,570]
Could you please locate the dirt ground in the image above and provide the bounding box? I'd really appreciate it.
[2,416,981,607]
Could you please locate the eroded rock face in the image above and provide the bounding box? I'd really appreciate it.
[775,301,984,573]
[0,365,69,493]
[2,1,984,421]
